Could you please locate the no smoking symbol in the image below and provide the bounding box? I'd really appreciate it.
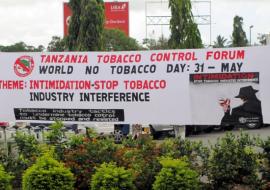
[14,56,34,77]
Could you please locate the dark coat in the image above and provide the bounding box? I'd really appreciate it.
[221,97,262,125]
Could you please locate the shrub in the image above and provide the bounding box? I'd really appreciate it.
[64,136,117,189]
[153,157,200,190]
[67,134,84,148]
[46,121,64,144]
[22,154,74,190]
[207,132,261,189]
[11,132,40,188]
[0,164,13,190]
[115,135,161,190]
[90,162,135,190]
[260,137,270,189]
[159,137,209,178]
[15,131,39,159]
[135,157,161,190]
[46,121,67,160]
[159,138,178,157]
[0,147,9,170]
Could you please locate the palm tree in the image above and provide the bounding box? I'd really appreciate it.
[213,35,227,48]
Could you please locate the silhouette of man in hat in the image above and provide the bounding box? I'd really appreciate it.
[220,85,262,128]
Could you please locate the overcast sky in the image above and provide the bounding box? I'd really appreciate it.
[0,0,269,48]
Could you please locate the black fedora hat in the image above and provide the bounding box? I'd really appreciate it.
[235,86,258,98]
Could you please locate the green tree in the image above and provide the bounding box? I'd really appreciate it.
[257,33,268,45]
[66,0,81,51]
[143,35,169,50]
[168,0,203,49]
[104,29,141,51]
[0,42,44,52]
[37,45,45,52]
[232,15,248,47]
[66,0,105,51]
[47,36,66,52]
[213,35,227,48]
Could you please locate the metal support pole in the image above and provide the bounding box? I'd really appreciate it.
[210,0,212,46]
[249,25,254,46]
[2,126,8,156]
[145,0,148,39]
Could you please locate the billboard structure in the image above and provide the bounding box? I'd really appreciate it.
[63,2,129,36]
[1,47,270,125]
[104,2,129,36]
[63,3,72,37]
[145,0,212,46]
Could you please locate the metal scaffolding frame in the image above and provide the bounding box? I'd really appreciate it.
[145,0,212,45]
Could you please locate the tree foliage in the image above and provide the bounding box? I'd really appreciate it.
[66,0,105,51]
[143,35,169,50]
[257,33,269,45]
[232,15,248,47]
[0,42,44,52]
[168,0,203,49]
[213,35,228,48]
[47,36,66,52]
[66,0,81,51]
[103,29,141,51]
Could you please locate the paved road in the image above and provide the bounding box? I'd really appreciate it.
[187,126,270,146]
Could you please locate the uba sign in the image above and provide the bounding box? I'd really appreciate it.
[63,2,129,36]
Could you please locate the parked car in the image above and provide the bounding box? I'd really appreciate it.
[185,125,214,136]
[150,124,214,139]
[149,124,175,139]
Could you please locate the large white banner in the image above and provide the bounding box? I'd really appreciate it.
[0,46,270,125]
